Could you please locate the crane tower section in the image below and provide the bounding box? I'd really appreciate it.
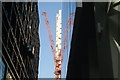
[56,10,62,59]
[55,10,62,79]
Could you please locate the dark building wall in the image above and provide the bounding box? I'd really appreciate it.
[94,2,120,79]
[67,2,96,79]
[94,2,114,79]
[2,2,40,80]
[67,2,119,80]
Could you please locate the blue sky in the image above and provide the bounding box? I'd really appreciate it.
[38,2,76,78]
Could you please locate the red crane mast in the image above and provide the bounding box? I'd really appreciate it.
[42,12,56,55]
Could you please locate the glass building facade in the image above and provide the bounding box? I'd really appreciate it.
[2,2,40,80]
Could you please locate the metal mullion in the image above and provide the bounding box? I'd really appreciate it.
[8,34,26,78]
[27,57,35,77]
[27,59,32,76]
[2,6,29,79]
[18,17,26,43]
[16,20,25,44]
[9,28,29,78]
[29,59,35,77]
[10,28,29,79]
[14,7,25,44]
[2,42,20,80]
[17,12,25,42]
[1,52,16,80]
[15,4,26,42]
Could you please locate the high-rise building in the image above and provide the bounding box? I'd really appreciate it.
[1,2,40,80]
[67,2,120,79]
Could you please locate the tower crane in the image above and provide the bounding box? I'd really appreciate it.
[42,11,75,80]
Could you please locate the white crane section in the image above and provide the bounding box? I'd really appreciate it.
[56,10,62,58]
[55,10,62,79]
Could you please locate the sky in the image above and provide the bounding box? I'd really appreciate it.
[38,2,76,78]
